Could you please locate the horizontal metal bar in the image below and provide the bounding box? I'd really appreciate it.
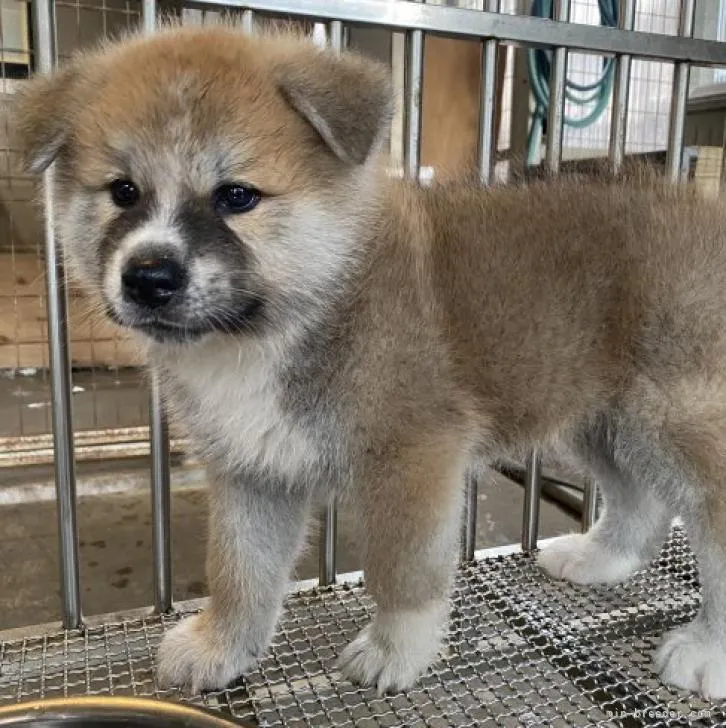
[0,431,188,468]
[0,427,160,453]
[187,0,726,66]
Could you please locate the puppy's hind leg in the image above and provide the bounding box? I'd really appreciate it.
[651,412,726,699]
[538,415,672,585]
[337,432,466,695]
[156,470,312,694]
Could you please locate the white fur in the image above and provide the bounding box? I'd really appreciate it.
[337,601,448,694]
[537,533,643,585]
[156,614,259,693]
[161,338,320,483]
[655,621,726,699]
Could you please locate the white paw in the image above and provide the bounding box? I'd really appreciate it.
[156,614,259,694]
[537,533,641,585]
[655,622,726,699]
[337,604,446,695]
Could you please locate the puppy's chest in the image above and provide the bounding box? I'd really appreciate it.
[167,355,322,482]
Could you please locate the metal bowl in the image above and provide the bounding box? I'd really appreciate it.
[0,696,253,727]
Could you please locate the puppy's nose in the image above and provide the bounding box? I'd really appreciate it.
[122,257,186,308]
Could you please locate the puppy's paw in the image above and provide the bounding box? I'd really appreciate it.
[337,605,445,695]
[156,614,259,694]
[655,622,726,699]
[537,533,641,585]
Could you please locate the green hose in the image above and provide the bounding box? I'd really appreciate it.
[526,0,619,166]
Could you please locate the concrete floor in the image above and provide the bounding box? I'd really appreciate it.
[0,459,578,631]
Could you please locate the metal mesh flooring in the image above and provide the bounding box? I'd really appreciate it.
[1,529,726,727]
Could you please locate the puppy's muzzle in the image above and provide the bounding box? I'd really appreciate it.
[122,256,187,309]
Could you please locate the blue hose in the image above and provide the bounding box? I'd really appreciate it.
[526,0,619,166]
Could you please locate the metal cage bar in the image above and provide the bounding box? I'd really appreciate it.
[316,18,344,587]
[520,0,571,552]
[666,0,696,184]
[476,0,500,186]
[142,0,174,616]
[581,479,599,533]
[149,373,173,613]
[33,0,82,630]
[188,0,726,67]
[241,8,254,34]
[608,0,636,171]
[461,0,502,562]
[521,449,542,552]
[461,472,478,562]
[544,0,570,174]
[142,0,155,34]
[403,0,424,181]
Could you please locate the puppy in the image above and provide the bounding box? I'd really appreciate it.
[16,23,726,699]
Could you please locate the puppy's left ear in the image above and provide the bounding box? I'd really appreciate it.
[276,48,393,165]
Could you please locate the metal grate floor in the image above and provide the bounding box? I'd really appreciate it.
[1,530,725,727]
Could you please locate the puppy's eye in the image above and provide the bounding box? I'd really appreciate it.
[109,179,140,208]
[214,184,261,215]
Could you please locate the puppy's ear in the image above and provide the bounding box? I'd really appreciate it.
[276,49,393,165]
[15,63,82,174]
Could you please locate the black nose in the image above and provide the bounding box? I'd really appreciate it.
[122,257,186,308]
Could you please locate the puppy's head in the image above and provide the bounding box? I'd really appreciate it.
[16,25,393,344]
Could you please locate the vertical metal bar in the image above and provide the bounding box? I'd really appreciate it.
[329,19,344,52]
[462,0,501,562]
[33,0,82,629]
[608,0,636,172]
[581,480,599,533]
[149,372,172,612]
[522,450,542,552]
[477,0,500,185]
[404,0,425,181]
[241,9,254,34]
[317,18,345,587]
[666,0,696,184]
[523,0,570,554]
[461,472,478,562]
[142,0,155,34]
[142,0,173,615]
[544,0,570,174]
[319,500,337,587]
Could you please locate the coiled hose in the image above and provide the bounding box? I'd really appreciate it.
[526,0,619,166]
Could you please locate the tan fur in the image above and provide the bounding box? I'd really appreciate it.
[16,23,726,699]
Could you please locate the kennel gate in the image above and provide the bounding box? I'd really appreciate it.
[2,0,726,725]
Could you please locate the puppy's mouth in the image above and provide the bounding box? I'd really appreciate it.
[106,298,265,344]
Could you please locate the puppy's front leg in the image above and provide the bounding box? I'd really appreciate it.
[157,472,311,693]
[338,434,467,694]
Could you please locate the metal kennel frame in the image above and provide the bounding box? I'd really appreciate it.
[3,0,726,725]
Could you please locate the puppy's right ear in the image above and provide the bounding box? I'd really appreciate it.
[15,64,81,174]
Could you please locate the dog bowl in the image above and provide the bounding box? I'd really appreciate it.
[0,696,254,727]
